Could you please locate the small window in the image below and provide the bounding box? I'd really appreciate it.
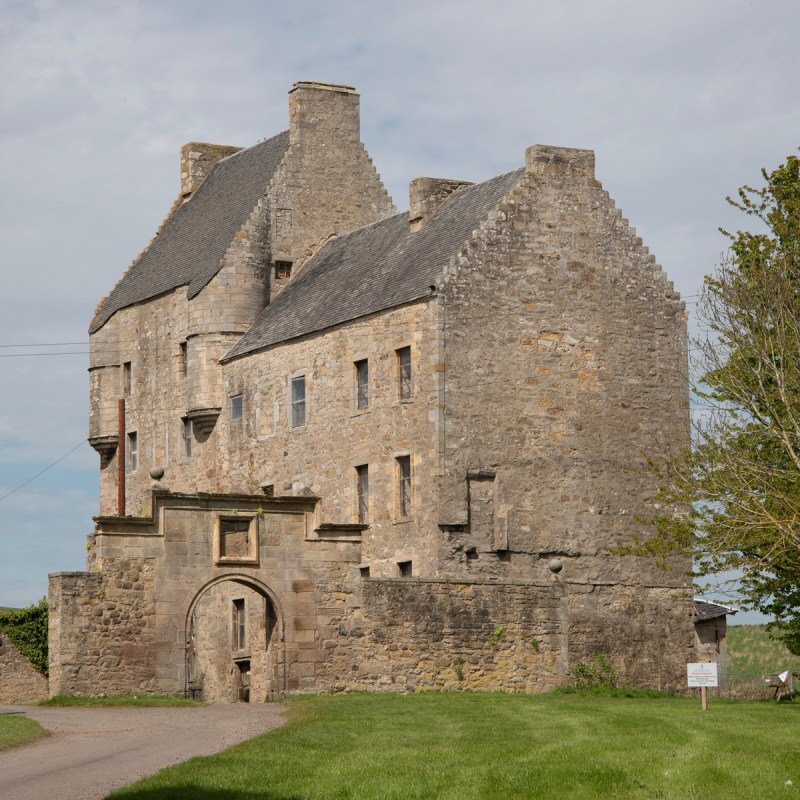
[275,261,293,279]
[231,394,243,421]
[182,418,193,459]
[355,359,369,410]
[232,599,246,651]
[398,560,413,578]
[291,375,306,428]
[127,431,138,472]
[122,361,132,396]
[397,346,412,401]
[397,455,412,519]
[356,464,369,524]
[179,342,188,378]
[360,566,370,579]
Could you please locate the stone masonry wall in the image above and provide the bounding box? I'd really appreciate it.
[435,145,691,597]
[49,564,157,697]
[0,629,48,703]
[220,302,443,579]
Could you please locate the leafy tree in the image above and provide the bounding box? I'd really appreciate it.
[629,152,800,649]
[0,597,49,675]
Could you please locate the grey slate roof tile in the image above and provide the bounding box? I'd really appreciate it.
[90,130,291,333]
[223,167,525,360]
[694,600,736,621]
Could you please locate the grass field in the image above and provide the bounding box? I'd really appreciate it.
[40,694,202,707]
[728,624,800,674]
[0,714,47,752]
[108,692,800,800]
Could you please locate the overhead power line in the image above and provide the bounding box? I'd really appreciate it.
[0,441,87,505]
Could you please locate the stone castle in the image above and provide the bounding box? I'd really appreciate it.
[48,82,693,701]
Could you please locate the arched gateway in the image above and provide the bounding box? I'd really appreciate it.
[185,575,284,702]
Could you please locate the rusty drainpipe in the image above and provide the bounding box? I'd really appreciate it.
[118,398,125,516]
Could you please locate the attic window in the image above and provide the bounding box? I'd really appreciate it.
[275,261,293,280]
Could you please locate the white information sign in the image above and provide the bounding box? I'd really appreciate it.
[687,662,718,688]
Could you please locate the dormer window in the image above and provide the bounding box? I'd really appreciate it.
[275,261,293,280]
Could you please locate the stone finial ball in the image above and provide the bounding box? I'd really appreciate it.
[149,467,165,481]
[548,558,563,573]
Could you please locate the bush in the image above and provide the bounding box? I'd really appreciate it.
[571,651,617,690]
[0,597,48,675]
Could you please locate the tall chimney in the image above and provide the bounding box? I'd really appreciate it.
[408,177,474,232]
[288,82,360,147]
[180,142,242,199]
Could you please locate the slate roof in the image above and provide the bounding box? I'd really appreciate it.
[223,167,525,361]
[90,130,291,333]
[694,600,737,622]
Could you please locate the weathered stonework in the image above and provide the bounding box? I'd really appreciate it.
[0,629,48,703]
[52,82,694,701]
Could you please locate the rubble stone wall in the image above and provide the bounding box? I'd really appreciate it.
[0,630,48,703]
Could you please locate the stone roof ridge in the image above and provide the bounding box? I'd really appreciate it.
[223,167,526,361]
[90,129,291,333]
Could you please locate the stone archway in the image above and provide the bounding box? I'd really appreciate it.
[185,575,284,703]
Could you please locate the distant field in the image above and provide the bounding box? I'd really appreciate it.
[0,607,19,615]
[728,624,800,674]
[109,692,800,800]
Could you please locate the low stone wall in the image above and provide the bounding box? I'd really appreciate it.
[49,563,157,697]
[320,578,692,694]
[0,629,48,703]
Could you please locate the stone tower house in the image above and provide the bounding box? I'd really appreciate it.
[49,82,692,700]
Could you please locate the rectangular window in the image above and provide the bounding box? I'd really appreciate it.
[122,361,132,396]
[397,346,412,401]
[231,394,243,421]
[397,455,412,519]
[398,560,413,578]
[182,418,193,459]
[180,342,188,378]
[356,464,369,524]
[232,598,246,651]
[127,431,138,472]
[291,375,306,428]
[355,359,369,410]
[275,261,292,279]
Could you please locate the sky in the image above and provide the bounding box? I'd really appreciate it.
[2,0,799,624]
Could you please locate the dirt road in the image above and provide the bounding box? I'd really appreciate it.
[0,702,287,799]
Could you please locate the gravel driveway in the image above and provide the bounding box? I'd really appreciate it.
[0,702,287,799]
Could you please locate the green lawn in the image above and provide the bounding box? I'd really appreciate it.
[108,692,800,800]
[41,694,202,707]
[728,624,800,674]
[0,714,47,751]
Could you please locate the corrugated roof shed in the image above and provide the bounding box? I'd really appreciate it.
[90,130,290,333]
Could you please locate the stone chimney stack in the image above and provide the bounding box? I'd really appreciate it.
[180,142,242,199]
[288,81,361,147]
[408,177,474,232]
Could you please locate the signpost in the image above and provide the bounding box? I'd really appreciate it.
[687,662,718,711]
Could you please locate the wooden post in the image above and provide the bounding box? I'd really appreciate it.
[701,686,708,711]
[118,399,126,517]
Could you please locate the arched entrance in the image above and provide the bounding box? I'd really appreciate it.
[185,575,284,703]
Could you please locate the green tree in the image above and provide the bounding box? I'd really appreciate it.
[0,597,49,675]
[631,152,800,649]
